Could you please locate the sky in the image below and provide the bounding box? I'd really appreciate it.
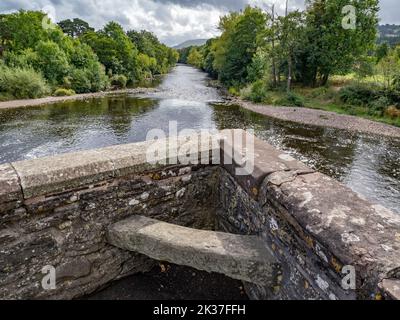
[1,0,399,46]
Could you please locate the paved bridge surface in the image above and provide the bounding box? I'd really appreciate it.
[107,215,279,285]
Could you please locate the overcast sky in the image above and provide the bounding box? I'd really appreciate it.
[1,0,398,46]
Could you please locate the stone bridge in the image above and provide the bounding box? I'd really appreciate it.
[0,129,399,300]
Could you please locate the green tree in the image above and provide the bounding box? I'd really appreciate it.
[127,30,178,75]
[201,39,218,79]
[58,18,94,38]
[217,7,267,85]
[82,22,139,81]
[187,47,203,68]
[376,42,389,63]
[34,40,70,83]
[0,10,67,52]
[378,48,400,89]
[247,47,271,84]
[277,11,306,91]
[301,0,379,86]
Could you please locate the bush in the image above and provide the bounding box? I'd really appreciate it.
[339,85,377,106]
[229,87,240,96]
[385,106,400,118]
[308,87,336,100]
[53,88,76,96]
[70,68,92,93]
[34,41,70,83]
[84,61,109,92]
[67,60,109,94]
[110,74,127,89]
[276,92,305,107]
[339,84,400,116]
[242,80,270,103]
[369,96,391,116]
[0,66,50,99]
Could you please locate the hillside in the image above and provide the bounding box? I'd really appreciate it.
[378,24,400,46]
[173,39,208,49]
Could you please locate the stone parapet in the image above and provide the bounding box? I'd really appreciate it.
[0,130,399,300]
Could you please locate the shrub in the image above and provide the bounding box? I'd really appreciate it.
[110,74,127,89]
[0,66,50,99]
[368,96,391,116]
[4,49,38,69]
[70,68,92,93]
[339,85,377,106]
[53,88,76,96]
[308,87,336,100]
[229,87,240,96]
[84,61,109,92]
[339,84,400,116]
[242,80,270,103]
[34,41,70,83]
[276,92,305,107]
[385,106,400,118]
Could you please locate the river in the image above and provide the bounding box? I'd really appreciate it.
[0,64,399,213]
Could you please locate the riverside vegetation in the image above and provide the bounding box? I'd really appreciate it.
[0,11,179,100]
[180,0,400,127]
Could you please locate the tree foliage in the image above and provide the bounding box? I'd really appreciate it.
[58,18,94,38]
[196,1,380,92]
[0,10,178,99]
[187,47,203,68]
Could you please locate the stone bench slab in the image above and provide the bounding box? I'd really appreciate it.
[107,215,279,285]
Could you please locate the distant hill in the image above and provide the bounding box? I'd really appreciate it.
[173,39,208,49]
[378,24,400,46]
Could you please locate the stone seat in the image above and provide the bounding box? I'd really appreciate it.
[107,215,280,285]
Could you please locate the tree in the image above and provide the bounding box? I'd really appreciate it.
[187,47,203,68]
[82,22,139,80]
[58,18,94,38]
[247,47,271,84]
[127,30,178,75]
[301,0,379,86]
[277,11,306,91]
[217,7,267,85]
[0,10,62,52]
[34,40,70,83]
[378,48,400,90]
[376,42,389,63]
[202,39,218,78]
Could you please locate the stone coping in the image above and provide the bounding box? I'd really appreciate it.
[6,133,220,199]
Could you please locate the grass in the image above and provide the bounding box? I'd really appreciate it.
[247,85,400,127]
[329,73,387,87]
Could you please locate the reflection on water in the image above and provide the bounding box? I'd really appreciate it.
[0,65,399,213]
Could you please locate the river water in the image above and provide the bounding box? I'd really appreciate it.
[0,65,399,213]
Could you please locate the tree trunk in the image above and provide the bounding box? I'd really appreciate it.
[320,73,329,86]
[287,55,292,92]
[271,5,277,87]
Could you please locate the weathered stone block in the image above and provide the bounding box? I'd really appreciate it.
[218,129,313,198]
[108,215,280,285]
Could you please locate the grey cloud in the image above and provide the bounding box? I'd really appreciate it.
[1,0,398,46]
[152,0,247,10]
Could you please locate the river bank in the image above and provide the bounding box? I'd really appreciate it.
[0,87,158,110]
[230,98,400,139]
[207,79,400,139]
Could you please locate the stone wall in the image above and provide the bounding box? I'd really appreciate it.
[0,136,219,299]
[216,130,400,300]
[0,130,399,300]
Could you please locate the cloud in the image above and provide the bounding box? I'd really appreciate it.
[0,0,398,46]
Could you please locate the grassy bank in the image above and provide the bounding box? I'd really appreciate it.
[230,81,400,128]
